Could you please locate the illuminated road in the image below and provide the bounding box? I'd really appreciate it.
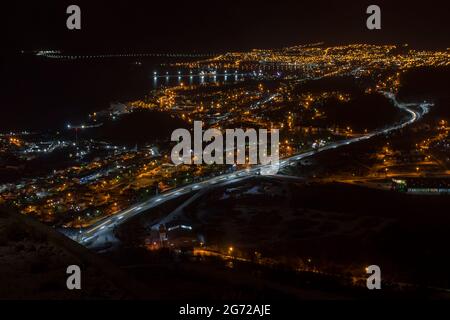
[75,93,432,249]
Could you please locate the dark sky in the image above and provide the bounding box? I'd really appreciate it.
[3,0,450,53]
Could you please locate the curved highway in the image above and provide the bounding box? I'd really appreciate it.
[75,92,432,248]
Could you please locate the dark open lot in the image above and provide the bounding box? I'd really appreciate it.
[113,176,450,294]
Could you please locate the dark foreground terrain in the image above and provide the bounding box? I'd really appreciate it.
[111,177,450,299]
[0,207,150,299]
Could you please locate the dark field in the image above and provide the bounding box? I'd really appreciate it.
[113,176,450,293]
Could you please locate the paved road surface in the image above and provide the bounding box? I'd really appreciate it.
[73,92,432,249]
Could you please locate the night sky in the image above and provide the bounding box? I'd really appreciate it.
[3,0,450,53]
